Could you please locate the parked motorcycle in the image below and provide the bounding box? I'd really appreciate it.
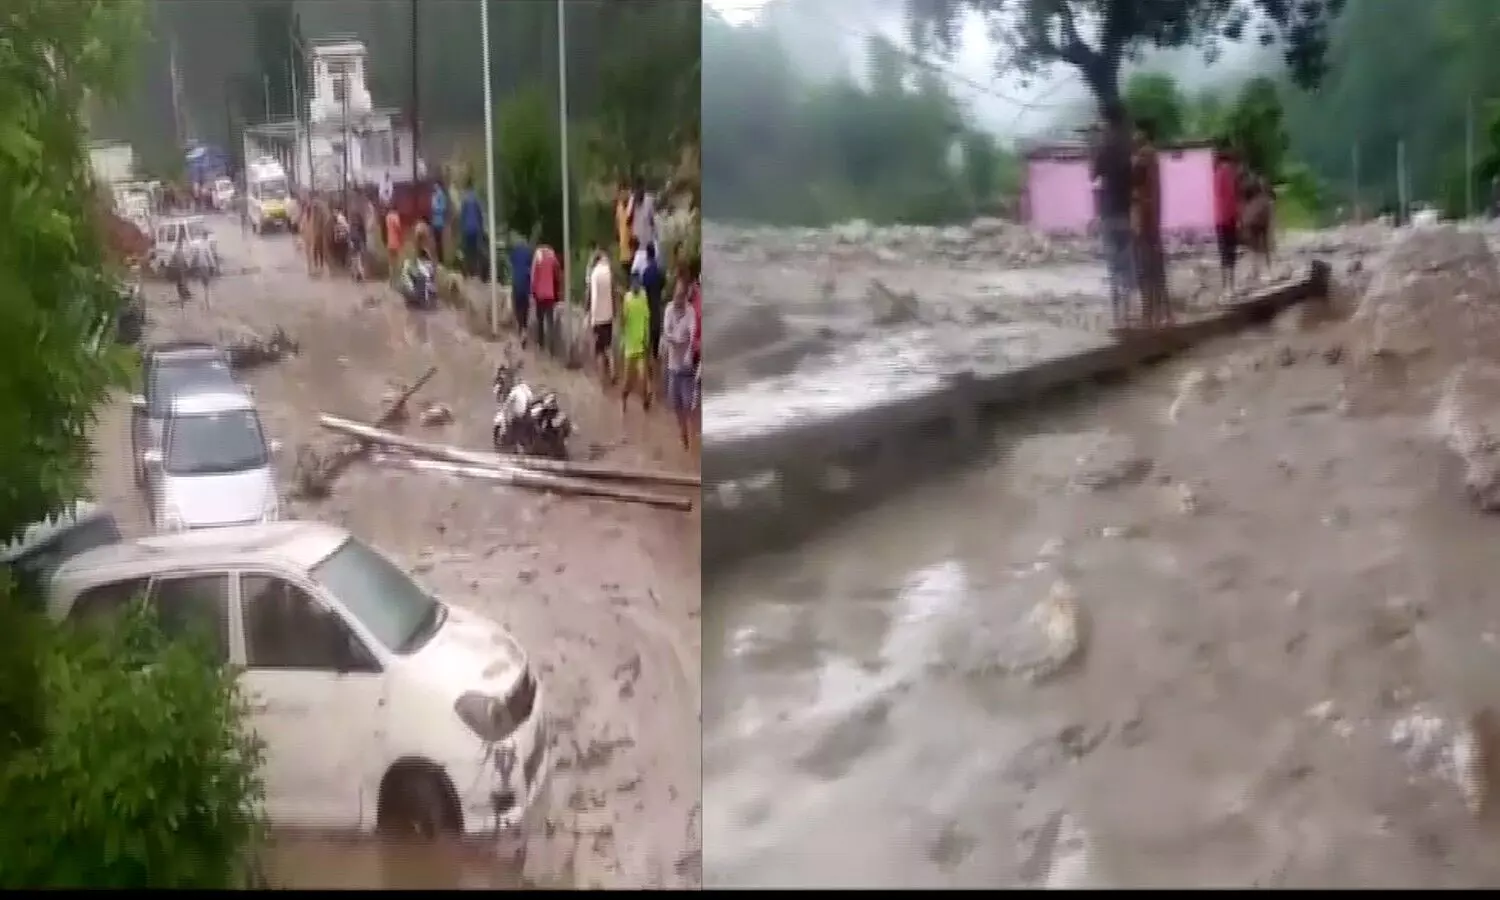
[401,256,437,309]
[492,363,572,459]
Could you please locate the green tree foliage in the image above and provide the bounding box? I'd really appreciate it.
[0,0,267,886]
[1124,72,1187,144]
[1222,76,1288,180]
[906,0,1344,114]
[704,14,1013,225]
[0,605,266,889]
[906,0,1344,209]
[495,87,567,252]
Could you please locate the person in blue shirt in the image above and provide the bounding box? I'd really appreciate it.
[508,232,535,348]
[429,179,448,262]
[639,243,667,374]
[459,182,485,278]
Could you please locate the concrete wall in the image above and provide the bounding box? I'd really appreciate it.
[703,262,1330,572]
[1024,146,1217,238]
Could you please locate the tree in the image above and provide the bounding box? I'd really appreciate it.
[1124,72,1187,144]
[907,0,1346,114]
[0,0,266,886]
[1222,75,1289,180]
[495,86,567,251]
[906,0,1346,201]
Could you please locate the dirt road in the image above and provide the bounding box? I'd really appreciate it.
[706,261,1500,886]
[93,220,701,889]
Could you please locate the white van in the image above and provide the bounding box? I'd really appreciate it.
[246,159,294,235]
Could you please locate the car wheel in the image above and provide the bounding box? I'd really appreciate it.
[377,766,461,839]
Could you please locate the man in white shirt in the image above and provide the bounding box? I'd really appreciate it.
[588,249,616,384]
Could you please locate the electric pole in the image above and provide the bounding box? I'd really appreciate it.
[410,0,421,183]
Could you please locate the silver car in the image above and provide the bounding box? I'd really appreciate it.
[141,389,281,532]
[131,342,239,486]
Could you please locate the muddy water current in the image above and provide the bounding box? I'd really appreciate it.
[704,322,1500,889]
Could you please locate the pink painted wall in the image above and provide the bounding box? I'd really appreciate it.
[1024,146,1217,237]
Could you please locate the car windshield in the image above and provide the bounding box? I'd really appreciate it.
[148,360,232,416]
[310,537,444,654]
[164,409,268,475]
[259,178,288,200]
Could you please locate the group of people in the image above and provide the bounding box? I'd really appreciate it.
[1091,108,1276,329]
[579,179,700,451]
[1091,108,1171,328]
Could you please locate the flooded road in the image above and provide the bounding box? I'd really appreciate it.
[705,315,1500,888]
[102,217,701,889]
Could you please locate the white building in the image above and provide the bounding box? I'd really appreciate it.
[242,38,423,192]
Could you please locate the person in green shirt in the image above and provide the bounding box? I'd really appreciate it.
[619,274,652,413]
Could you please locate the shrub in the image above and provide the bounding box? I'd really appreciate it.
[0,600,266,889]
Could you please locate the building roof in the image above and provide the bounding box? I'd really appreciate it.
[1022,137,1216,162]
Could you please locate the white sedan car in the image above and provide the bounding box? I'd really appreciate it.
[47,521,553,837]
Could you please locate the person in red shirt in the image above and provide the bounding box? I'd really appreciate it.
[530,241,561,353]
[1213,145,1242,296]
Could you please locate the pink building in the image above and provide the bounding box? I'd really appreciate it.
[1022,141,1218,238]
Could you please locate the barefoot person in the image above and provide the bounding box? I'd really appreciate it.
[661,263,698,451]
[619,274,652,414]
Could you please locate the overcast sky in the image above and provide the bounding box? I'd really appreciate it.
[704,0,1270,140]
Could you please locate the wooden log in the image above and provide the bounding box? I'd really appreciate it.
[375,454,694,511]
[318,413,701,488]
[313,366,438,491]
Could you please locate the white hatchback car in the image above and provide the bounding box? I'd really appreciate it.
[47,521,552,836]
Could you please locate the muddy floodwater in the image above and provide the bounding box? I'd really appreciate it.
[705,318,1500,888]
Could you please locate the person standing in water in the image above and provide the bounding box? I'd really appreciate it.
[660,259,699,451]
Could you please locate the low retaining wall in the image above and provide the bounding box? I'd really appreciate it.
[439,271,594,369]
[703,260,1330,572]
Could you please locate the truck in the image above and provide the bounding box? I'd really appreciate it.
[88,141,136,187]
[245,157,295,235]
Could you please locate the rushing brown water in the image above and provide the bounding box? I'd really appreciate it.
[704,321,1500,888]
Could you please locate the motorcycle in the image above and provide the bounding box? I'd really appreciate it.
[492,363,572,459]
[401,257,437,309]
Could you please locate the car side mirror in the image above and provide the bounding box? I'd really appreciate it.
[129,394,146,410]
[141,449,163,467]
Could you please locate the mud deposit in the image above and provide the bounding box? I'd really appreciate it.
[705,293,1500,887]
[96,220,701,889]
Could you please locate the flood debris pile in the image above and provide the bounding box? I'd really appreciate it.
[287,363,696,509]
[223,325,300,371]
[1339,226,1500,510]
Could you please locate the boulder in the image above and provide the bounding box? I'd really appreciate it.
[1432,361,1500,510]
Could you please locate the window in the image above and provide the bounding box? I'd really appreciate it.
[70,576,150,625]
[242,574,380,672]
[309,537,443,654]
[164,409,269,476]
[152,574,230,662]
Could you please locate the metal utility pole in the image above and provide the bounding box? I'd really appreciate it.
[341,79,351,202]
[1467,93,1476,220]
[410,0,421,183]
[1397,139,1409,224]
[263,74,272,122]
[288,57,301,181]
[557,0,573,307]
[1351,141,1361,221]
[481,0,500,332]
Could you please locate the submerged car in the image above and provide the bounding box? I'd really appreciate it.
[46,521,552,836]
[131,342,240,486]
[140,388,281,531]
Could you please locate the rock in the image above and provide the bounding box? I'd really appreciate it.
[224,326,299,371]
[1432,361,1500,510]
[706,303,788,362]
[1009,429,1152,495]
[867,278,920,326]
[1344,226,1500,415]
